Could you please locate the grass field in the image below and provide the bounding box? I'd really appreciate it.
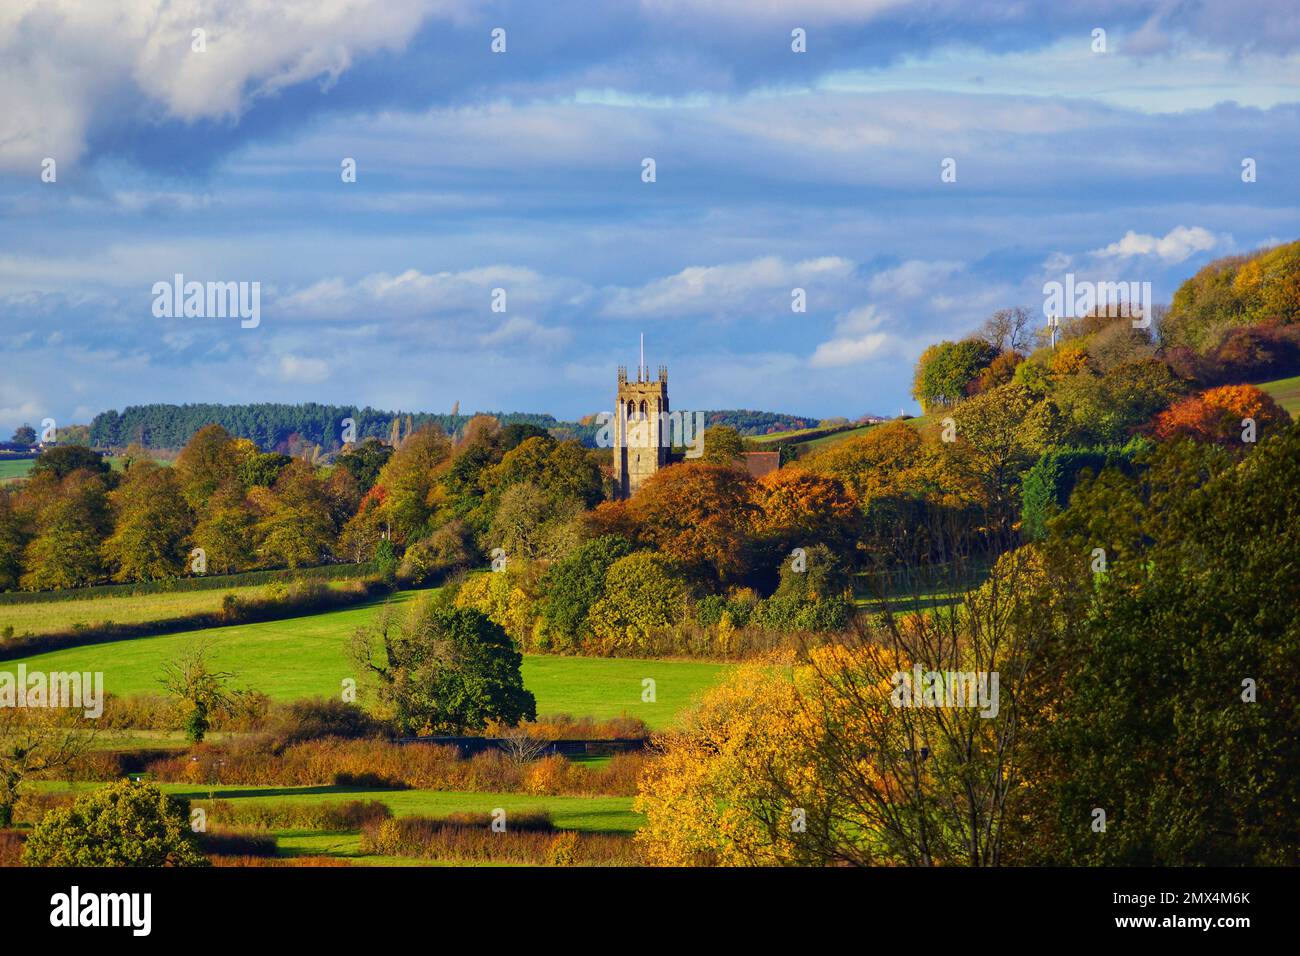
[0,459,34,483]
[2,590,726,726]
[31,780,641,864]
[0,579,357,637]
[1260,374,1300,417]
[0,454,153,484]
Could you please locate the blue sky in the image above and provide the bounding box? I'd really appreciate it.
[2,0,1299,432]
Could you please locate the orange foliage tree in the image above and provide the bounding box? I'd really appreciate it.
[1152,384,1291,447]
[754,468,858,544]
[628,462,758,583]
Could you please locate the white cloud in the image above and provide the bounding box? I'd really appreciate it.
[0,0,452,171]
[600,256,854,319]
[275,354,330,384]
[868,260,963,299]
[276,266,586,320]
[1092,226,1224,263]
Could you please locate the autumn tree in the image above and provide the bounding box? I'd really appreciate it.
[373,425,452,544]
[1152,383,1290,448]
[629,462,758,583]
[23,780,207,867]
[20,471,112,589]
[911,339,1000,411]
[0,708,92,828]
[174,424,242,511]
[102,461,192,582]
[587,552,691,653]
[256,459,336,568]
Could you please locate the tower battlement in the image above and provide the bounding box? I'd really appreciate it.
[612,341,668,498]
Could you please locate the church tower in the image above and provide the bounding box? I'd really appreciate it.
[613,335,668,499]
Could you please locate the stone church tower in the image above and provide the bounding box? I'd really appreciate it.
[613,336,668,499]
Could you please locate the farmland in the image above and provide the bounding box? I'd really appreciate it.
[2,590,727,726]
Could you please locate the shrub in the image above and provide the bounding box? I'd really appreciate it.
[22,780,208,867]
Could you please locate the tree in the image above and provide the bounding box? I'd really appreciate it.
[1011,424,1300,864]
[0,490,26,591]
[640,546,1045,866]
[487,481,580,561]
[699,425,746,465]
[191,484,256,574]
[29,445,109,481]
[9,425,36,447]
[23,780,207,866]
[586,552,691,653]
[255,460,336,568]
[1053,358,1187,445]
[539,535,636,646]
[19,472,111,589]
[0,708,91,828]
[157,643,236,743]
[174,424,241,510]
[1152,383,1290,447]
[911,339,1000,411]
[374,426,452,544]
[949,382,1046,529]
[977,306,1033,354]
[334,437,393,494]
[635,662,817,865]
[350,597,536,736]
[754,468,858,546]
[102,461,193,582]
[629,462,758,583]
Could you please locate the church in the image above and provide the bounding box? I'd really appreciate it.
[610,338,778,499]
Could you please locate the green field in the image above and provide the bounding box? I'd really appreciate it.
[0,459,34,483]
[3,591,726,726]
[0,579,356,637]
[1260,374,1300,417]
[0,454,153,484]
[31,780,641,865]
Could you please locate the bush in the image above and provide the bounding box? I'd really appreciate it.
[358,813,636,865]
[22,780,208,867]
[272,697,385,746]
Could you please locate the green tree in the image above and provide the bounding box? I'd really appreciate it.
[700,425,746,465]
[1011,426,1300,864]
[351,597,536,735]
[9,424,36,447]
[587,552,691,652]
[539,535,636,644]
[30,445,109,481]
[23,780,208,867]
[157,643,236,743]
[911,339,1000,411]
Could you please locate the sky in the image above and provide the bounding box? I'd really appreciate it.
[2,0,1299,433]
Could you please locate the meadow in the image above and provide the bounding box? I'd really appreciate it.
[1261,374,1300,417]
[0,578,359,637]
[3,590,727,727]
[27,780,641,866]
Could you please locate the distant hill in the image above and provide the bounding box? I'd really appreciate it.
[89,402,821,452]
